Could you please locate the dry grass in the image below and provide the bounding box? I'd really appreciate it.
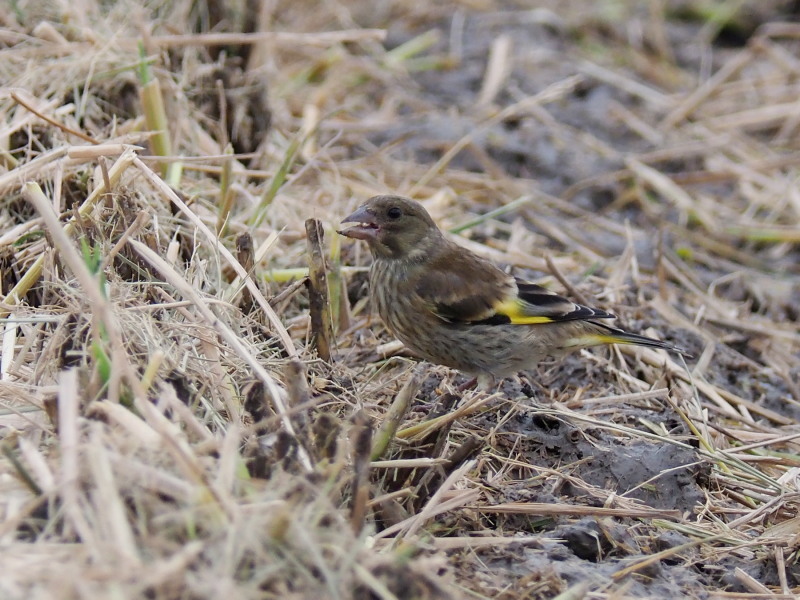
[1,0,799,598]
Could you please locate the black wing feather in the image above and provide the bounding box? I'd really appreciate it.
[514,279,616,322]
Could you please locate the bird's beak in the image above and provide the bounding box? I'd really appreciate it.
[338,206,379,241]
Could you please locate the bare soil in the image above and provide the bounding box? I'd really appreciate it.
[1,1,799,599]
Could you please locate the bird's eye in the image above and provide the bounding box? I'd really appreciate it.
[387,207,402,219]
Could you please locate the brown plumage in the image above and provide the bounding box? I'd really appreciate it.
[339,195,682,389]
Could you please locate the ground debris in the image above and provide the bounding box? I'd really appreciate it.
[1,1,799,599]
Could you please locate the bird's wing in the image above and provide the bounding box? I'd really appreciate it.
[497,279,616,324]
[413,248,615,325]
[412,250,514,323]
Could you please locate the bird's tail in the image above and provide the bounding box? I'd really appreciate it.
[565,323,687,355]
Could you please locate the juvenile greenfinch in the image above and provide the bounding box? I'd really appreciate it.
[339,195,682,389]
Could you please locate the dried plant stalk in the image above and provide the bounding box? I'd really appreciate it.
[235,232,256,313]
[304,218,333,362]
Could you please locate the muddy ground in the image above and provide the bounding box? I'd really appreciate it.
[1,1,800,598]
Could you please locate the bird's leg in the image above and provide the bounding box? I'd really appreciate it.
[476,374,497,392]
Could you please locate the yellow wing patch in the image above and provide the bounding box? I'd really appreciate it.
[494,299,556,325]
[562,334,640,348]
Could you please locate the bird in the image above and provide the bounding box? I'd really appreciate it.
[338,195,683,390]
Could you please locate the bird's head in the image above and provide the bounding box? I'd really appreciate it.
[338,195,440,260]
